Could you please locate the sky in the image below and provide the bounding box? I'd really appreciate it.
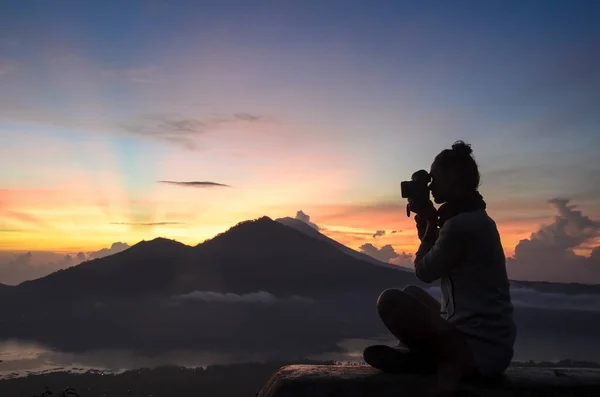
[1,0,599,284]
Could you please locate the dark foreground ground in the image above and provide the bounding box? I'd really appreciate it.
[1,360,599,397]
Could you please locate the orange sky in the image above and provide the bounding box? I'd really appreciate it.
[0,180,572,259]
[1,1,599,284]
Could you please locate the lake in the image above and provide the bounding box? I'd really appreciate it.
[3,330,600,379]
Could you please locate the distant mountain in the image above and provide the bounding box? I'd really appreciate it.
[275,217,412,272]
[189,216,416,295]
[10,217,417,302]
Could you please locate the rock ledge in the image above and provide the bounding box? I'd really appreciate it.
[257,364,600,397]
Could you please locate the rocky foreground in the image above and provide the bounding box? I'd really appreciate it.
[257,364,600,397]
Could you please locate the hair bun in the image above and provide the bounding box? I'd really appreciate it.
[451,140,473,157]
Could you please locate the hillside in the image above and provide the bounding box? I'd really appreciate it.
[9,217,417,302]
[275,217,412,272]
[190,216,416,295]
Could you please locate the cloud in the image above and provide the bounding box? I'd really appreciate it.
[359,243,399,263]
[121,113,265,149]
[100,66,163,83]
[0,242,131,285]
[4,211,50,229]
[391,230,399,234]
[0,59,19,75]
[110,222,185,226]
[158,181,231,188]
[172,290,314,304]
[87,242,130,259]
[389,251,414,268]
[507,198,600,284]
[0,252,76,285]
[122,115,205,140]
[295,210,320,230]
[425,285,600,313]
[373,230,385,238]
[509,286,600,313]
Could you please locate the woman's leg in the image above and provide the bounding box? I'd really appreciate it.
[370,288,477,392]
[402,285,441,314]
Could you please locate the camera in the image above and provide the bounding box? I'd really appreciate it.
[401,169,431,216]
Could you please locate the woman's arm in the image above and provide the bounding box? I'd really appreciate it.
[413,218,463,283]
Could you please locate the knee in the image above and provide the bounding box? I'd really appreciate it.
[403,285,425,296]
[376,288,404,316]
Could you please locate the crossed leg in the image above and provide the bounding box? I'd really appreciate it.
[364,286,477,393]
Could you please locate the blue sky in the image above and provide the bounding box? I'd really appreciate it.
[0,0,599,282]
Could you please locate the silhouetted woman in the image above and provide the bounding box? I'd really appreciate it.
[363,141,517,393]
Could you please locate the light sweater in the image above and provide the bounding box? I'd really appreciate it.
[414,208,517,377]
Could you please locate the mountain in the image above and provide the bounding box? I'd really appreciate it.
[15,238,194,300]
[189,216,416,295]
[275,217,412,272]
[9,217,418,302]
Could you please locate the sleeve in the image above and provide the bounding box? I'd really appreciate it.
[413,218,464,283]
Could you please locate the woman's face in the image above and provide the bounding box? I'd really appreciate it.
[428,160,458,204]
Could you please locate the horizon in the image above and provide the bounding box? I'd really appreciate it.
[1,1,599,285]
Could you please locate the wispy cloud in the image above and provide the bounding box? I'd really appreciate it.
[121,113,266,149]
[158,180,231,188]
[373,230,385,238]
[172,290,314,305]
[110,222,185,226]
[100,66,163,83]
[4,211,51,229]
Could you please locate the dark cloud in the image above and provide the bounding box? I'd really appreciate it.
[123,115,205,138]
[372,230,385,238]
[121,113,264,149]
[359,243,399,263]
[507,198,600,284]
[295,210,320,230]
[110,222,185,226]
[391,230,399,234]
[233,113,262,122]
[158,181,231,188]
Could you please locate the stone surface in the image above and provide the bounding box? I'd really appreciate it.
[256,364,600,397]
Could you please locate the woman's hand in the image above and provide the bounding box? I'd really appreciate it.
[423,218,439,244]
[411,199,438,241]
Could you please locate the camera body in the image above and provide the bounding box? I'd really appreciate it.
[401,169,431,216]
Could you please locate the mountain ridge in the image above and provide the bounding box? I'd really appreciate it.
[275,217,412,272]
[9,216,417,302]
[4,216,600,300]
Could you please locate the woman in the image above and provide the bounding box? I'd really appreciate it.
[363,141,517,392]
